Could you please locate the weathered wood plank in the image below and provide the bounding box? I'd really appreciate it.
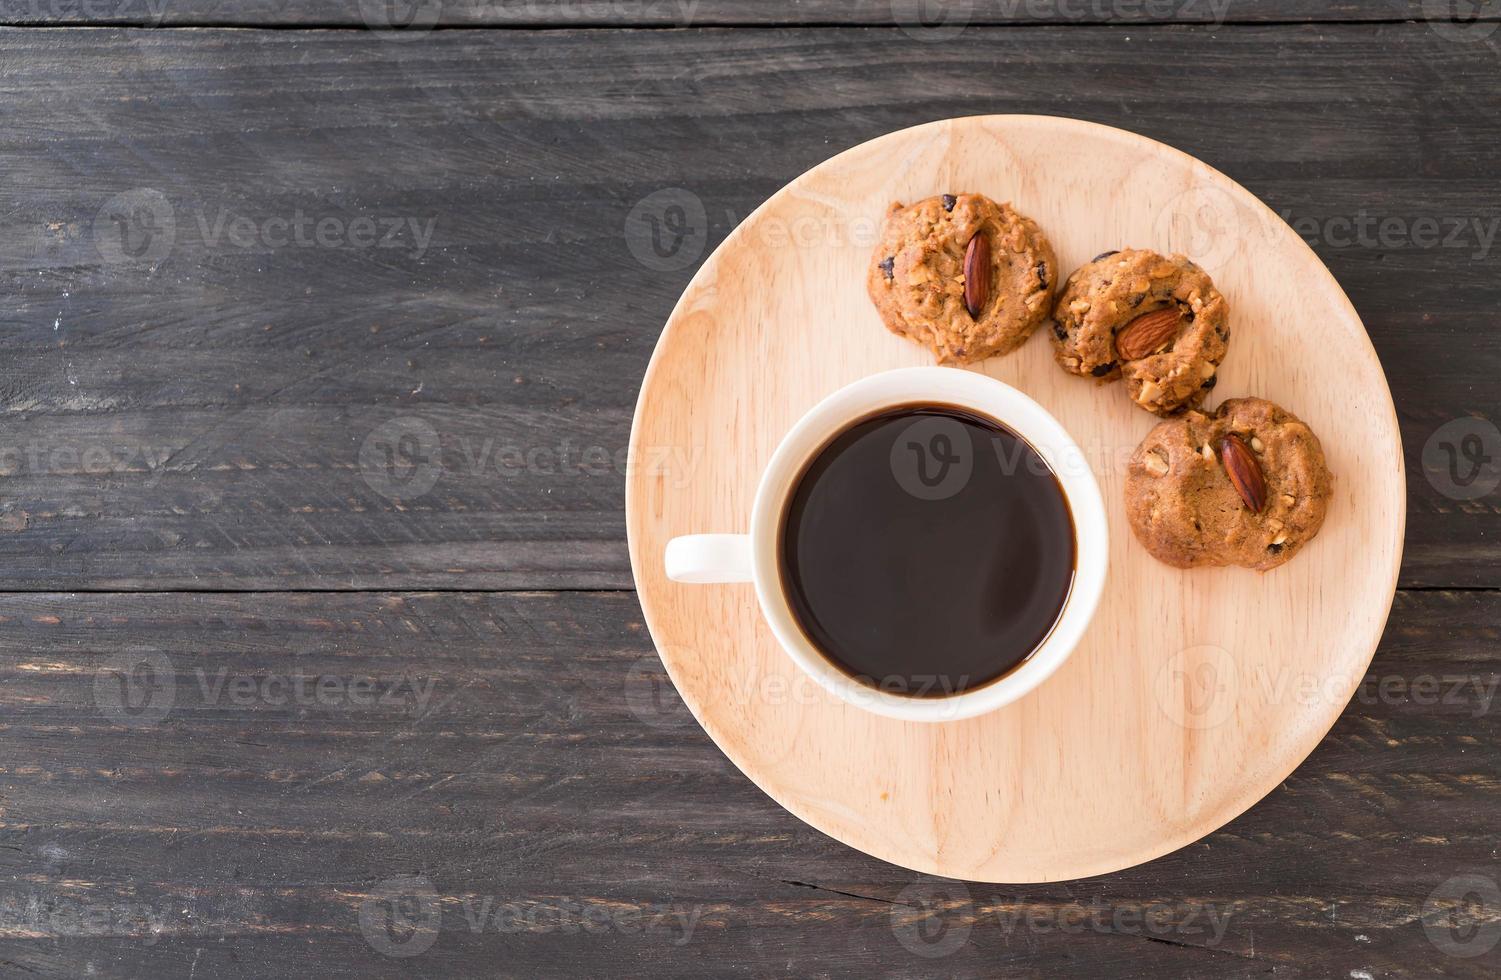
[0,24,1495,589]
[0,0,1483,28]
[0,588,1495,976]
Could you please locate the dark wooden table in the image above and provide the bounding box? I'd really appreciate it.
[0,2,1498,976]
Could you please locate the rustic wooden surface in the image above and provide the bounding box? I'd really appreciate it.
[0,9,1497,979]
[0,0,1488,27]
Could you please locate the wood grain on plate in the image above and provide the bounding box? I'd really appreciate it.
[627,115,1405,881]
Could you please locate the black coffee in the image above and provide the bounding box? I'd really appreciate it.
[779,404,1075,698]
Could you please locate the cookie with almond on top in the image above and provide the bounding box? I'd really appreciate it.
[868,192,1056,364]
[1050,248,1229,416]
[1125,397,1332,571]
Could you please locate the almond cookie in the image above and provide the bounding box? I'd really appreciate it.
[1050,248,1229,416]
[868,193,1056,364]
[1125,397,1332,571]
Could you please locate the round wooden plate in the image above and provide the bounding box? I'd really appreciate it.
[625,116,1404,882]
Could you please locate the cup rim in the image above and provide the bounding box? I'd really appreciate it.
[748,366,1109,723]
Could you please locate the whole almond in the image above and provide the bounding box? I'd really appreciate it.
[1115,307,1183,360]
[1218,434,1267,513]
[963,232,990,318]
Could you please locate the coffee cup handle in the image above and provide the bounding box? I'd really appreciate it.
[665,534,754,584]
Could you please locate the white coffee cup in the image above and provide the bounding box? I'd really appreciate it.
[665,366,1108,722]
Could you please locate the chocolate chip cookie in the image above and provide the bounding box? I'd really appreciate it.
[868,193,1056,364]
[1125,397,1332,571]
[1050,249,1229,416]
